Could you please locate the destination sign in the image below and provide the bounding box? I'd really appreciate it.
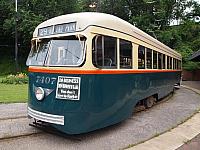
[38,22,76,37]
[56,76,81,100]
[54,22,76,34]
[38,26,53,37]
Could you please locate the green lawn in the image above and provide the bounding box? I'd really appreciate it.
[0,83,28,103]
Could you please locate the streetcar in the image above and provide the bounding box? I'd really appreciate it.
[26,12,182,134]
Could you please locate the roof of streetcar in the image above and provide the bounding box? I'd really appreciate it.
[33,12,181,59]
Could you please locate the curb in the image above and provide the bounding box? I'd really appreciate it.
[181,85,200,95]
[127,86,200,150]
[0,117,41,140]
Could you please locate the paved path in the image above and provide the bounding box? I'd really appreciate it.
[178,134,200,150]
[0,103,39,139]
[182,81,200,90]
[128,109,200,150]
[0,87,200,150]
[176,81,200,150]
[129,81,200,150]
[0,103,27,120]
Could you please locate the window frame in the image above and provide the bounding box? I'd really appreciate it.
[26,35,87,67]
[92,34,118,69]
[158,52,162,69]
[146,48,152,69]
[119,39,133,69]
[138,45,146,69]
[153,50,158,69]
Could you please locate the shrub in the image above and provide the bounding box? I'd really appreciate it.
[1,73,28,84]
[183,61,200,71]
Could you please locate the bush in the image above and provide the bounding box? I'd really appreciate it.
[183,61,200,71]
[0,49,28,76]
[1,73,28,84]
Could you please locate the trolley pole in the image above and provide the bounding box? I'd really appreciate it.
[15,0,19,72]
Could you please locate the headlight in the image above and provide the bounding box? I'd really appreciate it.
[35,87,45,101]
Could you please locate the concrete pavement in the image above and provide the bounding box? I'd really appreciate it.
[0,103,27,120]
[0,103,40,139]
[182,81,200,90]
[127,104,200,150]
[177,81,200,150]
[128,81,200,150]
[0,84,200,150]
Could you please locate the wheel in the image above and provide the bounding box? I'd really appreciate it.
[144,96,156,109]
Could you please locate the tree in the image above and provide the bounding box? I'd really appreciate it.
[0,0,79,55]
[0,0,200,72]
[100,0,130,21]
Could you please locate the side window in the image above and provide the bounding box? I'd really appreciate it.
[158,52,162,69]
[162,54,165,69]
[178,60,180,69]
[92,35,117,69]
[120,39,132,69]
[104,36,117,68]
[173,58,176,70]
[92,35,103,67]
[178,60,181,69]
[176,59,178,69]
[153,50,157,69]
[167,56,170,69]
[146,48,152,69]
[138,45,145,69]
[170,57,172,69]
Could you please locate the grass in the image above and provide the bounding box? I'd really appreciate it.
[0,76,28,103]
[0,54,28,103]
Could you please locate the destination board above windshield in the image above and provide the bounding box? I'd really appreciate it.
[38,22,76,37]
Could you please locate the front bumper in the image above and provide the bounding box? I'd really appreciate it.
[28,107,64,125]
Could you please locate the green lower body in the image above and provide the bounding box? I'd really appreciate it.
[28,71,181,134]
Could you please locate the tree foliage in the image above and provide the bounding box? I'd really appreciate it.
[0,0,78,47]
[0,0,200,70]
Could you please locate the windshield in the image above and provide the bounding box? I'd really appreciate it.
[26,35,86,66]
